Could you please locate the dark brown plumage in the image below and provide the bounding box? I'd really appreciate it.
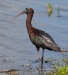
[11,8,61,59]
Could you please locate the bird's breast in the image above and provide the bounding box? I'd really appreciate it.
[30,34,45,48]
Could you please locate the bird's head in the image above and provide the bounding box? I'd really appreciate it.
[24,8,34,14]
[10,8,34,22]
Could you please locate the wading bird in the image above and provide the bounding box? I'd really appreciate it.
[11,8,61,60]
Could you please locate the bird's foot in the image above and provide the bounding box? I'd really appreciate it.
[38,58,42,61]
[38,57,44,62]
[32,59,39,63]
[34,58,41,63]
[33,58,44,63]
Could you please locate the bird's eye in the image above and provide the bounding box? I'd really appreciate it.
[25,8,28,11]
[25,8,29,14]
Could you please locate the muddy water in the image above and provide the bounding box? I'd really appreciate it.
[0,0,68,75]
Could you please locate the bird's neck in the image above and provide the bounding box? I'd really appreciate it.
[26,13,33,34]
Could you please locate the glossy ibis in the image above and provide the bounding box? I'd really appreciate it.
[11,8,61,60]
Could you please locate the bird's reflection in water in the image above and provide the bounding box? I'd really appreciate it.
[38,60,44,75]
[38,50,45,75]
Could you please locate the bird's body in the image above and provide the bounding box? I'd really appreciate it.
[29,27,60,51]
[11,8,61,59]
[26,8,61,50]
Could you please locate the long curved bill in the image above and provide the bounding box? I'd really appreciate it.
[10,11,25,23]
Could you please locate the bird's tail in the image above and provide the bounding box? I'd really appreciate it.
[60,49,68,52]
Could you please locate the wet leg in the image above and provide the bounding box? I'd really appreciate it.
[36,47,40,60]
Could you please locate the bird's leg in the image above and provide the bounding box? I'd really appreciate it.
[42,49,44,59]
[38,50,40,60]
[42,49,44,62]
[36,47,40,61]
[41,49,44,69]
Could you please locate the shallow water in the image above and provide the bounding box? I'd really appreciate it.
[0,0,68,74]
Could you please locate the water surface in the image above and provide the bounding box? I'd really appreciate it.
[0,0,68,74]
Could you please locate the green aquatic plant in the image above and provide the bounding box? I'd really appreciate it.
[46,64,68,75]
[57,6,61,17]
[54,65,68,75]
[47,3,52,16]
